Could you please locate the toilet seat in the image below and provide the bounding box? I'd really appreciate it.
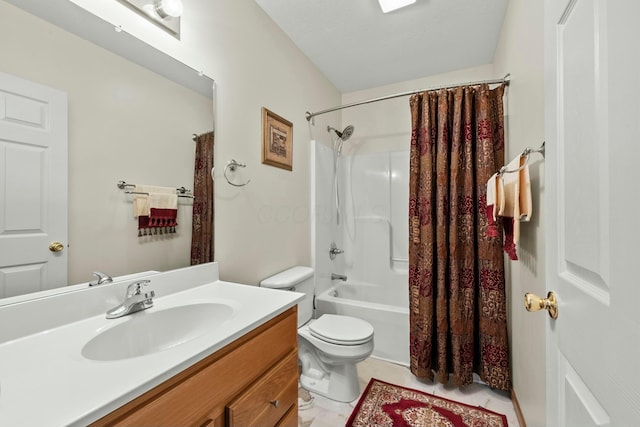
[309,314,374,346]
[298,324,374,361]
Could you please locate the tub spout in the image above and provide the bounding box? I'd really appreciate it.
[331,273,347,281]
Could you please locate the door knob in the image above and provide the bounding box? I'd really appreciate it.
[49,242,65,252]
[524,291,558,319]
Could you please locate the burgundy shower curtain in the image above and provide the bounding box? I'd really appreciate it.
[190,131,214,265]
[408,84,510,391]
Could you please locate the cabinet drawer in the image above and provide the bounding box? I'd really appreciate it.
[226,351,298,427]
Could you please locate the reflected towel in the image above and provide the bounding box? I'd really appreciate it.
[132,185,176,217]
[148,187,177,228]
[133,185,178,235]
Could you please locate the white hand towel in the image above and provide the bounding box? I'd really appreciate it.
[149,191,178,210]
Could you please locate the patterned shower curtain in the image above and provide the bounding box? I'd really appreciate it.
[190,131,214,265]
[408,84,510,391]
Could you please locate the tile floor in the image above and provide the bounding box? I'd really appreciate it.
[298,357,521,427]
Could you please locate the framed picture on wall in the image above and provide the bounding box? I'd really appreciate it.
[262,107,293,171]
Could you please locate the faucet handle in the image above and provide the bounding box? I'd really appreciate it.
[89,271,113,287]
[126,279,151,296]
[329,242,344,260]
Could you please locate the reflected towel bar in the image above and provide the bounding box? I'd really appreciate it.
[116,181,195,199]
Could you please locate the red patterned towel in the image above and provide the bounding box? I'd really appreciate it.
[133,185,178,236]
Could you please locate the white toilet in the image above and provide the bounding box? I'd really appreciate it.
[260,266,374,402]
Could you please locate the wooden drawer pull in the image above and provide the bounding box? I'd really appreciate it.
[270,399,280,408]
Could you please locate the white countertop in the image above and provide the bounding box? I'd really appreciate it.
[0,264,302,426]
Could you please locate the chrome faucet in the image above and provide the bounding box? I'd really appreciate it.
[331,273,347,281]
[89,271,113,286]
[106,280,155,319]
[329,242,344,260]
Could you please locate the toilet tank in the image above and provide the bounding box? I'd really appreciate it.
[260,266,314,327]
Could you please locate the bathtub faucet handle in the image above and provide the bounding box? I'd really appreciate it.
[329,242,344,260]
[331,273,347,281]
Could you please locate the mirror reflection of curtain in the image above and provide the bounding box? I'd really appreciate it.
[191,131,214,265]
[408,84,510,391]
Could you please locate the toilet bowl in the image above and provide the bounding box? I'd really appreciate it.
[260,266,374,402]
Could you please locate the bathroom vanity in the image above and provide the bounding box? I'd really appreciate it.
[91,307,298,427]
[0,263,302,426]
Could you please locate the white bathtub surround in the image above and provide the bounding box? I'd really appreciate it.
[299,357,521,427]
[342,150,410,277]
[0,262,303,426]
[312,142,411,367]
[311,141,343,287]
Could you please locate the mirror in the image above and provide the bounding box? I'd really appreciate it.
[0,0,214,301]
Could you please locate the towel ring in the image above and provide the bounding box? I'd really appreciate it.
[224,159,250,187]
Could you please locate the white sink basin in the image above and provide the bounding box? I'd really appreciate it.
[81,303,234,361]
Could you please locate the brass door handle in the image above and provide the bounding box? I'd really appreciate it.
[49,242,65,252]
[524,291,558,319]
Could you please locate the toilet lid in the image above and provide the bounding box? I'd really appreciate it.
[309,314,374,345]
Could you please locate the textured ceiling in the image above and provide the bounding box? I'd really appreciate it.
[254,0,508,92]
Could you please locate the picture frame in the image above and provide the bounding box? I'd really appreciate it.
[262,107,293,171]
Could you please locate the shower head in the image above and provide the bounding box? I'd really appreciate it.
[327,125,355,141]
[341,125,354,141]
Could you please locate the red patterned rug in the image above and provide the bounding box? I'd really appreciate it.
[346,378,508,427]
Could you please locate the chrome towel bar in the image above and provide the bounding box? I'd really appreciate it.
[116,181,194,198]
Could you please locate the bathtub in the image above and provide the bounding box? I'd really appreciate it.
[315,281,409,366]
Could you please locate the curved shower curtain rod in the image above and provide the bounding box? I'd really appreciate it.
[305,74,511,122]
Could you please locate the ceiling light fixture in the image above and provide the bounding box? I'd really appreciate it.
[117,0,182,37]
[155,0,183,18]
[378,0,416,13]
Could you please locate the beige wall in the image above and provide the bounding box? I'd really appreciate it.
[0,1,212,285]
[202,1,341,284]
[493,0,546,425]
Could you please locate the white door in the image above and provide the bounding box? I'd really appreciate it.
[0,71,68,298]
[545,0,640,426]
